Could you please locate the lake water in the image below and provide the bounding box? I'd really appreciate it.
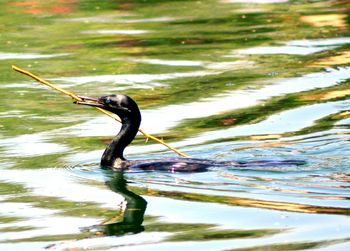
[1,0,350,250]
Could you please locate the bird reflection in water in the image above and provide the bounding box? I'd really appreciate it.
[85,171,147,236]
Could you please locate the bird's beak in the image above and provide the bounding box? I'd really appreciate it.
[74,96,105,108]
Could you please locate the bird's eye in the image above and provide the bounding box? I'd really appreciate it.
[105,97,111,104]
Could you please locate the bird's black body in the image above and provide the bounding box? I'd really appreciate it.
[76,94,305,172]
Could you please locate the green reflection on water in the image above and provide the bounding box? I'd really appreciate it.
[0,182,27,195]
[174,80,350,139]
[6,194,119,218]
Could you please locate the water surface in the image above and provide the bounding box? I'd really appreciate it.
[0,0,350,250]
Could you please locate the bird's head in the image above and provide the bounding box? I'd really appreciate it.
[75,94,140,118]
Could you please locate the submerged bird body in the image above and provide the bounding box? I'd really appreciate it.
[76,94,304,172]
[119,158,235,172]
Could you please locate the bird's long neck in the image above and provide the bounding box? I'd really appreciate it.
[101,111,141,168]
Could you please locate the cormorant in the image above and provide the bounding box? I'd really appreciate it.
[76,94,304,172]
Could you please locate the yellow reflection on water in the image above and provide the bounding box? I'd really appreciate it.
[137,187,350,215]
[312,51,350,67]
[337,111,350,118]
[250,134,282,140]
[300,14,348,28]
[300,89,350,101]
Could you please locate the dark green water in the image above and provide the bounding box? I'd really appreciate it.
[1,0,350,250]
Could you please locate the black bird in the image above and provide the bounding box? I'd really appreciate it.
[76,94,304,172]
